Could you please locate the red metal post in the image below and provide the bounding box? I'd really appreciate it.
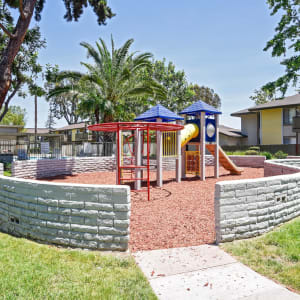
[117,124,120,185]
[147,126,150,201]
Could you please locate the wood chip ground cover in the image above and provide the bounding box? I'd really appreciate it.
[43,166,264,252]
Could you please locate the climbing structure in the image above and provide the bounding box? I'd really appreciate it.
[88,122,183,201]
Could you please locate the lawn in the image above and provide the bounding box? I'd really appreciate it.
[222,217,300,293]
[0,232,157,300]
[3,170,11,176]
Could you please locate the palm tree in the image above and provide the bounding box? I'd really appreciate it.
[48,37,165,124]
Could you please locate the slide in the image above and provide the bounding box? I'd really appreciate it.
[206,144,243,175]
[180,124,243,175]
[180,123,199,147]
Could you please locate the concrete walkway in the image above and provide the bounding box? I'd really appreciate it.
[133,245,300,300]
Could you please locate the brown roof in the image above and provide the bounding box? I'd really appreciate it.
[231,108,256,117]
[232,93,300,116]
[55,122,87,131]
[249,94,300,111]
[219,125,247,138]
[25,128,50,134]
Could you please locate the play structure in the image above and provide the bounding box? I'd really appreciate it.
[88,101,243,200]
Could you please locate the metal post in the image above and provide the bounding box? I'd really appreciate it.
[135,128,141,190]
[176,120,182,182]
[214,114,219,178]
[116,125,122,185]
[200,111,206,181]
[156,118,163,187]
[147,126,150,201]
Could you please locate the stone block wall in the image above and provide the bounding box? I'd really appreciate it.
[206,155,265,168]
[264,159,300,177]
[0,176,130,251]
[228,155,265,168]
[12,157,115,179]
[215,174,300,243]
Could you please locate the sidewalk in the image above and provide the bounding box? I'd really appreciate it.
[133,245,300,300]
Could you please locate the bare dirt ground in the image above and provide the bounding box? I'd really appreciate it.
[42,166,264,252]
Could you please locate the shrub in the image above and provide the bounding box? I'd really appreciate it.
[245,149,259,155]
[261,151,273,160]
[3,162,11,171]
[249,146,260,151]
[274,150,288,159]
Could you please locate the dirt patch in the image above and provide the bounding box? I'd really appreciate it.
[42,166,264,252]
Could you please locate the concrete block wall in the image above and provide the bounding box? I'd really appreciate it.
[229,155,265,168]
[0,176,130,251]
[206,155,265,168]
[264,160,300,177]
[12,157,116,179]
[215,174,300,243]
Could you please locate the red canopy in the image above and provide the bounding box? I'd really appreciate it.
[88,122,184,132]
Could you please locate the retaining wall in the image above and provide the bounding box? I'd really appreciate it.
[12,157,115,179]
[215,173,300,243]
[12,155,265,179]
[264,159,300,177]
[0,176,130,251]
[206,155,265,168]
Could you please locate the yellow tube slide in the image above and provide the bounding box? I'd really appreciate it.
[180,123,199,147]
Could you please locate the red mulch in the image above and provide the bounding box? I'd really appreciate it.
[42,166,264,252]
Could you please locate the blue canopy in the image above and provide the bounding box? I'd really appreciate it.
[135,104,184,122]
[179,100,221,116]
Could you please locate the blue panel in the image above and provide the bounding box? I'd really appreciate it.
[205,119,216,142]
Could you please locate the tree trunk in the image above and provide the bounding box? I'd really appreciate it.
[34,94,37,146]
[0,0,37,110]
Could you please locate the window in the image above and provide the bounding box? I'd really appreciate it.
[283,107,300,125]
[283,137,296,144]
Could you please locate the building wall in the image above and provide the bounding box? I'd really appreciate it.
[72,129,76,142]
[261,108,282,145]
[0,127,19,134]
[219,134,247,146]
[241,114,258,145]
[0,176,130,251]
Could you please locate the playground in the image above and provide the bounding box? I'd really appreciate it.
[45,166,264,251]
[39,99,265,251]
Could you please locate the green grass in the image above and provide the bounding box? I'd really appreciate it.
[3,170,11,176]
[0,232,157,300]
[222,217,300,293]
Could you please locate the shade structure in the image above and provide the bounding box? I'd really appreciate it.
[135,104,184,122]
[88,121,184,132]
[179,100,221,116]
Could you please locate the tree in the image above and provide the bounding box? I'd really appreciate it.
[250,88,275,105]
[45,102,56,129]
[0,1,115,113]
[135,59,221,115]
[262,0,300,96]
[45,65,82,125]
[0,24,45,122]
[52,37,165,124]
[142,59,194,113]
[189,84,221,108]
[0,105,26,125]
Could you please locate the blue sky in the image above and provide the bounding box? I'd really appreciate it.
[10,0,295,129]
